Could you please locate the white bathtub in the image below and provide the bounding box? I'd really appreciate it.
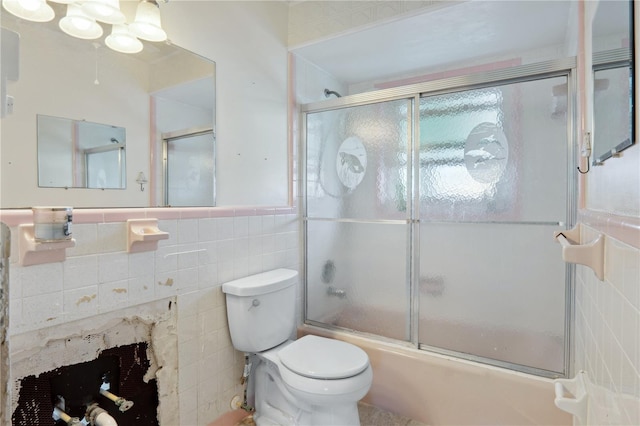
[299,325,572,425]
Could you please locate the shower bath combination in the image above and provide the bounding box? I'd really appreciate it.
[303,59,575,379]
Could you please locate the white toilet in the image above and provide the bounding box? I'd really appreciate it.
[222,268,373,426]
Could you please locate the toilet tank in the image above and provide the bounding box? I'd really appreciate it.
[222,269,298,353]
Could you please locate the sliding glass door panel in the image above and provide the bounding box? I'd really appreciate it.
[306,99,412,221]
[418,75,570,374]
[306,220,409,341]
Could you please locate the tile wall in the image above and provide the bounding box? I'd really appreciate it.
[573,222,640,425]
[4,207,300,426]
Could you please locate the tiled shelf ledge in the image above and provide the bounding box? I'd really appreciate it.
[0,205,297,227]
[579,209,640,250]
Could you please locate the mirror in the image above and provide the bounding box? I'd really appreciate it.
[37,115,126,189]
[0,3,215,208]
[591,0,635,165]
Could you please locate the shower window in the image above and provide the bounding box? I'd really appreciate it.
[303,60,575,377]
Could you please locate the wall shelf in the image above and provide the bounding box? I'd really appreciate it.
[18,224,75,266]
[554,224,604,280]
[127,219,169,253]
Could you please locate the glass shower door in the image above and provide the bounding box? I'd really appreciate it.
[164,130,215,206]
[418,75,571,374]
[305,98,413,341]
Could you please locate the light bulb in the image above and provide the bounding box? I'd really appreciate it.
[2,0,54,22]
[59,3,103,39]
[106,24,143,54]
[129,0,166,42]
[82,0,126,25]
[18,0,40,11]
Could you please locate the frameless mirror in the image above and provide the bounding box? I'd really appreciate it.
[0,2,215,208]
[37,115,126,189]
[591,0,635,165]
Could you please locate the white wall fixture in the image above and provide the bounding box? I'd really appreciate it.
[1,0,54,22]
[105,24,143,54]
[82,0,125,25]
[4,0,167,54]
[126,218,169,252]
[553,224,604,280]
[129,0,166,42]
[18,224,76,266]
[0,27,19,119]
[554,370,588,424]
[59,3,103,40]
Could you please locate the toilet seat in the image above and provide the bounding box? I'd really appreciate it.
[257,337,373,401]
[278,335,369,379]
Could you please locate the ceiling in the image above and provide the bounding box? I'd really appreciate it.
[291,0,576,85]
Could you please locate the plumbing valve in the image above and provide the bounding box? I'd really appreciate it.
[85,403,118,426]
[100,378,134,412]
[52,407,82,425]
[52,395,82,426]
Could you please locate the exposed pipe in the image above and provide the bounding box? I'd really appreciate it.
[100,380,134,412]
[52,407,82,425]
[85,403,118,426]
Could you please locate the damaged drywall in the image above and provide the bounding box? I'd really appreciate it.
[7,298,179,425]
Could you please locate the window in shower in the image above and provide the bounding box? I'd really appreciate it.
[163,127,215,207]
[303,63,575,377]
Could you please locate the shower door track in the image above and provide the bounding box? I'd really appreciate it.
[302,56,578,379]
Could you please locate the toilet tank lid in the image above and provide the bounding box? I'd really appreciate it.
[222,268,298,296]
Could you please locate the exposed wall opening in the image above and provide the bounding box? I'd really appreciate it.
[13,342,159,426]
[7,299,178,425]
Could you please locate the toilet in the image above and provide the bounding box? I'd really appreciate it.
[222,269,373,426]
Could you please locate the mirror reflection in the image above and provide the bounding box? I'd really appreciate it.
[0,5,215,208]
[591,0,634,164]
[37,115,126,189]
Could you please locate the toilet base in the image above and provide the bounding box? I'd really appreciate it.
[253,359,361,426]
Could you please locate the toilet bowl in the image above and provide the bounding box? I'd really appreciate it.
[222,269,373,425]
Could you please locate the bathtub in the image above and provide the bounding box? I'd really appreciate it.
[298,325,572,425]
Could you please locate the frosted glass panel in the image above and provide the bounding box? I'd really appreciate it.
[306,220,409,340]
[418,76,569,374]
[86,149,124,189]
[419,223,566,372]
[166,132,215,206]
[419,76,568,222]
[306,99,412,220]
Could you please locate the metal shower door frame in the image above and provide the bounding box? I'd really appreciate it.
[301,57,577,378]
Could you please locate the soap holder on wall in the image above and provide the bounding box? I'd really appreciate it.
[18,224,76,266]
[554,224,604,280]
[554,370,588,423]
[127,219,169,253]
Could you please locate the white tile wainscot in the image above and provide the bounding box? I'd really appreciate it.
[1,206,301,426]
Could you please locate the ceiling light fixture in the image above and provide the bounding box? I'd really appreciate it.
[2,0,54,22]
[82,0,126,25]
[5,0,169,54]
[59,3,103,40]
[105,24,143,54]
[129,0,167,42]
